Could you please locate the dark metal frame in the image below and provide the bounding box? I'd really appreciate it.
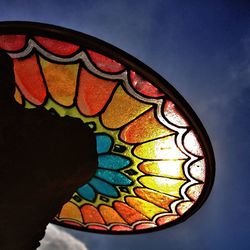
[0,21,215,234]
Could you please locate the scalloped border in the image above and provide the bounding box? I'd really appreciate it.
[0,21,215,234]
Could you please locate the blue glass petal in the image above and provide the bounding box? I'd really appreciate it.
[95,169,132,186]
[77,184,96,202]
[98,154,131,170]
[96,134,112,154]
[89,177,119,197]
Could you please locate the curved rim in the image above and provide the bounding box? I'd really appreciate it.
[0,21,215,234]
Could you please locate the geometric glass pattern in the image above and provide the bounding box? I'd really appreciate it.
[0,21,215,233]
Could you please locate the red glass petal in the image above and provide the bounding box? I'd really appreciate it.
[130,70,164,97]
[35,36,80,56]
[87,50,125,73]
[13,55,47,105]
[135,223,157,230]
[0,35,26,52]
[111,225,132,231]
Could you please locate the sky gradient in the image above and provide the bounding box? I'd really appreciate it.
[1,1,249,249]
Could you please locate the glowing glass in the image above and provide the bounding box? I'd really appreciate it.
[0,22,215,233]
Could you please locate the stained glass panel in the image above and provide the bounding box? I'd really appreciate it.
[0,22,215,234]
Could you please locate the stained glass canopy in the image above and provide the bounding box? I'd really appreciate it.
[0,22,215,234]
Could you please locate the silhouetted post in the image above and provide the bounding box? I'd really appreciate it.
[0,50,97,250]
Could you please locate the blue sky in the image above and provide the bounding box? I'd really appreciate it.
[1,0,249,249]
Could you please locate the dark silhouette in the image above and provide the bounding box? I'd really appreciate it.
[0,50,97,249]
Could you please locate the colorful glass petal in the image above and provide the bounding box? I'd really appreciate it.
[59,202,83,223]
[96,134,113,154]
[35,36,80,56]
[98,154,131,170]
[0,35,26,52]
[133,134,187,160]
[138,160,186,179]
[126,197,167,219]
[40,57,78,106]
[134,188,178,210]
[139,176,186,197]
[99,205,126,224]
[120,108,173,144]
[81,204,105,224]
[101,85,152,129]
[77,184,96,202]
[95,169,132,186]
[87,50,125,73]
[13,55,47,105]
[130,70,164,97]
[89,177,119,198]
[77,68,118,116]
[114,201,148,224]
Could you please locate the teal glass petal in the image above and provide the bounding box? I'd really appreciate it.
[77,184,96,202]
[95,169,132,186]
[89,177,119,197]
[98,154,131,170]
[96,134,112,154]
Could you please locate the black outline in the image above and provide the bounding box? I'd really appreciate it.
[0,21,215,235]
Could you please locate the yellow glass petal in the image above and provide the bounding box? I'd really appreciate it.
[138,160,186,179]
[126,197,166,219]
[134,188,178,210]
[14,87,23,104]
[99,205,126,224]
[139,176,186,197]
[120,108,173,144]
[40,57,78,106]
[101,85,152,129]
[59,202,83,222]
[134,134,187,160]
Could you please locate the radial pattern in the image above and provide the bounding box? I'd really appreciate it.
[0,29,213,233]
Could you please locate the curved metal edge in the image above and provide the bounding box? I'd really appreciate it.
[0,21,215,235]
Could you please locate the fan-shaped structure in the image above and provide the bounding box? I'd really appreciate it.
[0,22,215,234]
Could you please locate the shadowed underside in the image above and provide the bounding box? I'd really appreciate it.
[0,50,98,249]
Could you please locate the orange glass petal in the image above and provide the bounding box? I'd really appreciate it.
[120,108,173,144]
[77,68,118,116]
[114,201,148,224]
[101,85,152,129]
[126,197,167,219]
[40,57,78,106]
[134,188,178,210]
[99,205,126,224]
[13,55,46,105]
[81,204,105,224]
[59,202,83,223]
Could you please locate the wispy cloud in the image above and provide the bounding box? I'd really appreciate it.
[39,224,88,250]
